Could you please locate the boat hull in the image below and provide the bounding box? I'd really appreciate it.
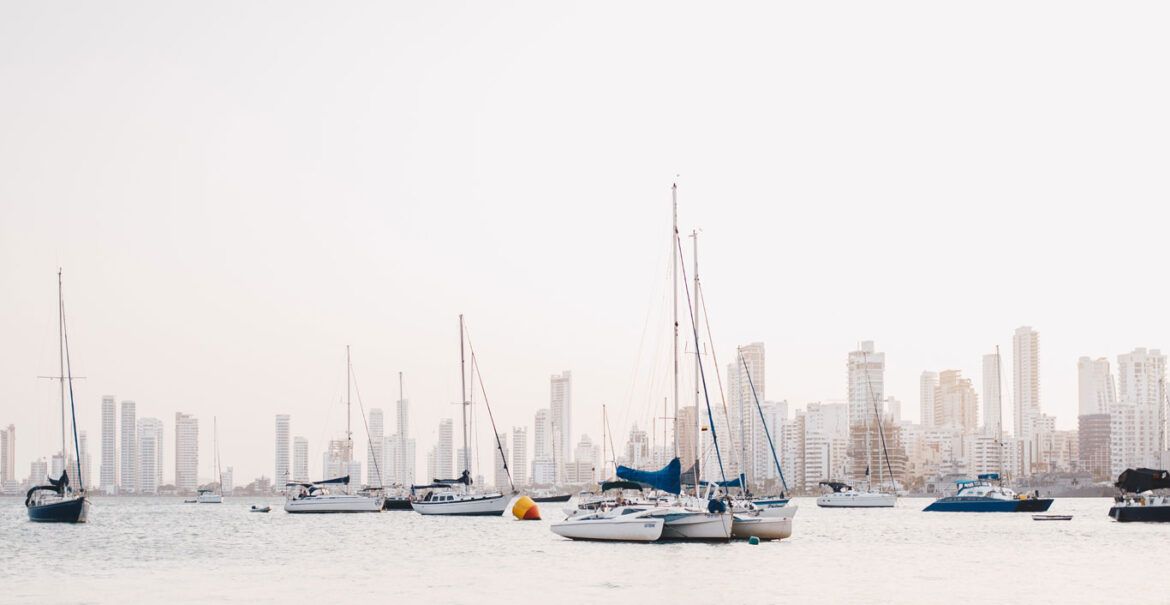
[28,496,89,523]
[196,494,223,504]
[284,495,384,513]
[817,492,897,508]
[1109,505,1170,522]
[732,506,796,541]
[532,494,572,503]
[924,498,1053,512]
[411,493,510,516]
[658,511,733,541]
[551,517,664,542]
[751,497,790,508]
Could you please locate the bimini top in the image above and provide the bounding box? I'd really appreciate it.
[616,458,681,495]
[819,481,852,493]
[1116,468,1170,493]
[977,473,1001,481]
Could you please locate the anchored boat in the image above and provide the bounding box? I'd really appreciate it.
[923,474,1053,512]
[816,481,897,508]
[1108,468,1170,522]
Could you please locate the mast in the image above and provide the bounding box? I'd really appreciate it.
[459,315,469,475]
[996,345,1004,477]
[671,184,680,459]
[601,404,607,479]
[346,345,352,463]
[692,229,702,497]
[58,269,67,473]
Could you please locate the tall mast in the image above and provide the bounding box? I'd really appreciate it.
[459,315,469,475]
[346,345,352,463]
[692,229,702,497]
[58,269,67,471]
[671,184,680,459]
[996,345,1004,476]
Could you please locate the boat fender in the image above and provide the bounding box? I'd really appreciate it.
[707,499,726,513]
[748,536,760,545]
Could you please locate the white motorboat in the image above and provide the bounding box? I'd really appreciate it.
[551,505,666,542]
[816,481,896,508]
[731,504,797,540]
[284,480,383,513]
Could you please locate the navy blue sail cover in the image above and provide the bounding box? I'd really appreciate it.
[616,457,681,495]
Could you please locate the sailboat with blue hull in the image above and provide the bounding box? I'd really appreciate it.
[923,474,1053,512]
[26,270,89,524]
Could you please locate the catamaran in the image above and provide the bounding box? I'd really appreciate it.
[26,270,90,524]
[283,347,382,513]
[411,316,513,516]
[924,473,1052,512]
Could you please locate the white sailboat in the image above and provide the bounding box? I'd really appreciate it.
[284,346,383,513]
[411,316,511,516]
[196,417,224,503]
[551,505,665,542]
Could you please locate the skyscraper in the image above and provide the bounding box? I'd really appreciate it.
[727,342,764,483]
[366,408,384,487]
[493,431,510,489]
[982,353,1003,437]
[101,395,117,494]
[935,370,978,433]
[174,412,199,492]
[391,378,415,485]
[0,424,14,486]
[847,342,885,427]
[550,371,572,479]
[120,400,137,493]
[436,419,453,478]
[137,418,164,494]
[511,427,528,487]
[920,371,938,427]
[274,414,290,486]
[1115,348,1166,466]
[292,436,309,483]
[1012,327,1041,475]
[1078,357,1116,417]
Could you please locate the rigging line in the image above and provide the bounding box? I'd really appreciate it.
[464,325,517,494]
[862,350,896,492]
[60,271,84,492]
[740,350,788,495]
[347,359,384,488]
[675,232,727,484]
[604,404,619,473]
[697,280,744,486]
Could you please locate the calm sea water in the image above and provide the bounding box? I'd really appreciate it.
[1,496,1165,604]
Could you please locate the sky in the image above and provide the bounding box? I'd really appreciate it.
[2,1,1168,484]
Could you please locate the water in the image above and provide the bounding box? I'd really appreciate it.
[2,496,1166,604]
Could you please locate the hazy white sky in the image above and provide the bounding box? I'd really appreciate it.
[2,2,1168,483]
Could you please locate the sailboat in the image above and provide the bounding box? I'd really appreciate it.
[818,348,896,508]
[411,315,513,516]
[196,417,224,503]
[284,346,383,513]
[26,270,90,524]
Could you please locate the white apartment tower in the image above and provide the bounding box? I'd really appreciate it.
[366,408,385,487]
[920,371,938,428]
[493,431,510,490]
[436,419,454,478]
[174,412,199,492]
[137,418,164,494]
[1012,327,1040,440]
[1078,357,1116,416]
[293,437,309,482]
[1,424,15,486]
[1115,348,1166,467]
[119,400,137,493]
[275,414,291,486]
[727,342,765,483]
[512,427,528,487]
[848,342,885,427]
[387,381,416,486]
[982,353,1003,437]
[100,396,117,494]
[550,371,572,477]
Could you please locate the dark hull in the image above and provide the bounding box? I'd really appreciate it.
[924,497,1053,512]
[383,498,413,510]
[532,494,572,503]
[1109,505,1170,522]
[28,496,88,523]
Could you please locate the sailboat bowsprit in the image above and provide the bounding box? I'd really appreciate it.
[27,270,89,524]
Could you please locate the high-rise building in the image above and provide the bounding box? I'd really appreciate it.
[982,353,1003,437]
[848,341,885,427]
[437,419,454,478]
[550,371,572,478]
[1078,414,1111,480]
[573,434,599,483]
[726,342,765,484]
[390,382,415,485]
[78,431,91,488]
[511,427,528,487]
[1078,357,1116,417]
[936,370,979,433]
[1012,326,1040,473]
[101,396,117,494]
[221,466,234,494]
[920,371,938,427]
[292,436,309,483]
[677,406,698,473]
[174,412,199,493]
[120,400,137,493]
[494,431,510,489]
[29,458,48,485]
[624,425,650,468]
[366,408,385,487]
[0,424,14,485]
[274,414,290,486]
[1113,348,1166,471]
[753,400,788,482]
[138,418,164,494]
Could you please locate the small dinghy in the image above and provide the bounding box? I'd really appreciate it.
[250,505,271,513]
[1032,514,1071,521]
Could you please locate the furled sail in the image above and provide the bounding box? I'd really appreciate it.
[616,457,681,495]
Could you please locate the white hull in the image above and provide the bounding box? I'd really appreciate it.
[284,494,383,513]
[658,510,733,540]
[817,491,896,508]
[732,505,796,540]
[551,513,665,542]
[196,494,223,504]
[411,493,510,516]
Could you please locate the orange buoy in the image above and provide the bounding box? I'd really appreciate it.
[512,495,541,520]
